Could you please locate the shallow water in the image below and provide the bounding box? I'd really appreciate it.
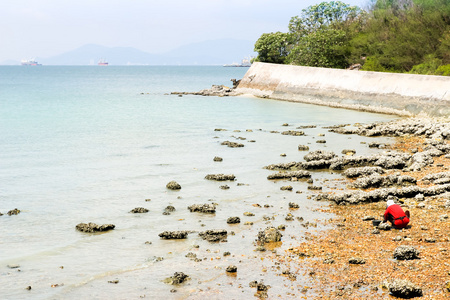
[0,66,397,299]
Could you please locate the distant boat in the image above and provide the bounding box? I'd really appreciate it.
[223,58,252,67]
[98,59,108,66]
[21,59,41,66]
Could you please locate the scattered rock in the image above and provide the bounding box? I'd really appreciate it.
[298,145,310,151]
[213,156,223,162]
[304,150,336,162]
[199,229,227,242]
[226,265,237,273]
[205,174,236,181]
[165,272,189,285]
[393,246,420,260]
[258,227,282,244]
[227,217,240,224]
[282,130,304,136]
[158,231,189,239]
[308,185,322,190]
[378,222,392,230]
[188,204,216,213]
[342,149,356,155]
[389,279,423,298]
[280,185,293,191]
[267,170,311,180]
[75,223,115,233]
[255,246,267,252]
[221,141,244,148]
[220,185,230,190]
[323,258,335,264]
[289,202,299,209]
[316,140,326,143]
[164,206,176,213]
[7,208,20,216]
[166,181,181,190]
[7,264,20,269]
[348,258,366,264]
[129,207,149,213]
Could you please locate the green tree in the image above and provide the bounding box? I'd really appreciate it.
[353,0,450,72]
[286,1,365,68]
[288,1,364,34]
[253,32,293,64]
[287,28,349,68]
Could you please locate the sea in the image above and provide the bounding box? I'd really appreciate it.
[0,66,397,299]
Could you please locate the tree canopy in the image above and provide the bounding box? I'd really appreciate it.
[253,0,450,75]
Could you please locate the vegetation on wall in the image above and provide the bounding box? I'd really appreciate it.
[253,0,450,75]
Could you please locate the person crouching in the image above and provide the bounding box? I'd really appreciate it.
[383,199,410,229]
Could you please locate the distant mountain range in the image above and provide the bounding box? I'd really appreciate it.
[3,39,256,66]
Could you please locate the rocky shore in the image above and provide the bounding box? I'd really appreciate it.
[269,116,450,299]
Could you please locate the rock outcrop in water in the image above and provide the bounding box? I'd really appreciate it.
[159,231,189,239]
[267,170,311,180]
[188,203,216,213]
[75,223,115,233]
[164,272,190,285]
[221,141,244,148]
[199,229,228,242]
[303,150,337,162]
[205,174,236,181]
[129,207,149,213]
[171,83,238,97]
[7,208,20,216]
[166,181,181,190]
[257,227,282,244]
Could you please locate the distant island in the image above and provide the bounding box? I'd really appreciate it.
[3,39,256,66]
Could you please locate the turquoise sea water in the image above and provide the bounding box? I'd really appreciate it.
[0,66,397,299]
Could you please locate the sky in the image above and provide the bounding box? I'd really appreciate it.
[0,0,366,62]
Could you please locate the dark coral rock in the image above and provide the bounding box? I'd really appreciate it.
[199,229,227,242]
[158,231,189,239]
[188,203,216,213]
[205,174,236,181]
[389,279,423,298]
[76,222,115,233]
[166,181,181,190]
[227,217,240,224]
[129,207,149,213]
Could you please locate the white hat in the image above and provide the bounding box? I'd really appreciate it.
[387,200,395,207]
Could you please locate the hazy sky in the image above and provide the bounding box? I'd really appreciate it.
[1,0,366,62]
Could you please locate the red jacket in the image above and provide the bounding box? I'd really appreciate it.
[384,204,409,228]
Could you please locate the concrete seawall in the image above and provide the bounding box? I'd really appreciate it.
[235,62,450,116]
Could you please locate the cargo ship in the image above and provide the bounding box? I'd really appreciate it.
[98,59,108,66]
[21,59,41,66]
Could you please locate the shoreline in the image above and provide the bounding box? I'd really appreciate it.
[271,117,450,299]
